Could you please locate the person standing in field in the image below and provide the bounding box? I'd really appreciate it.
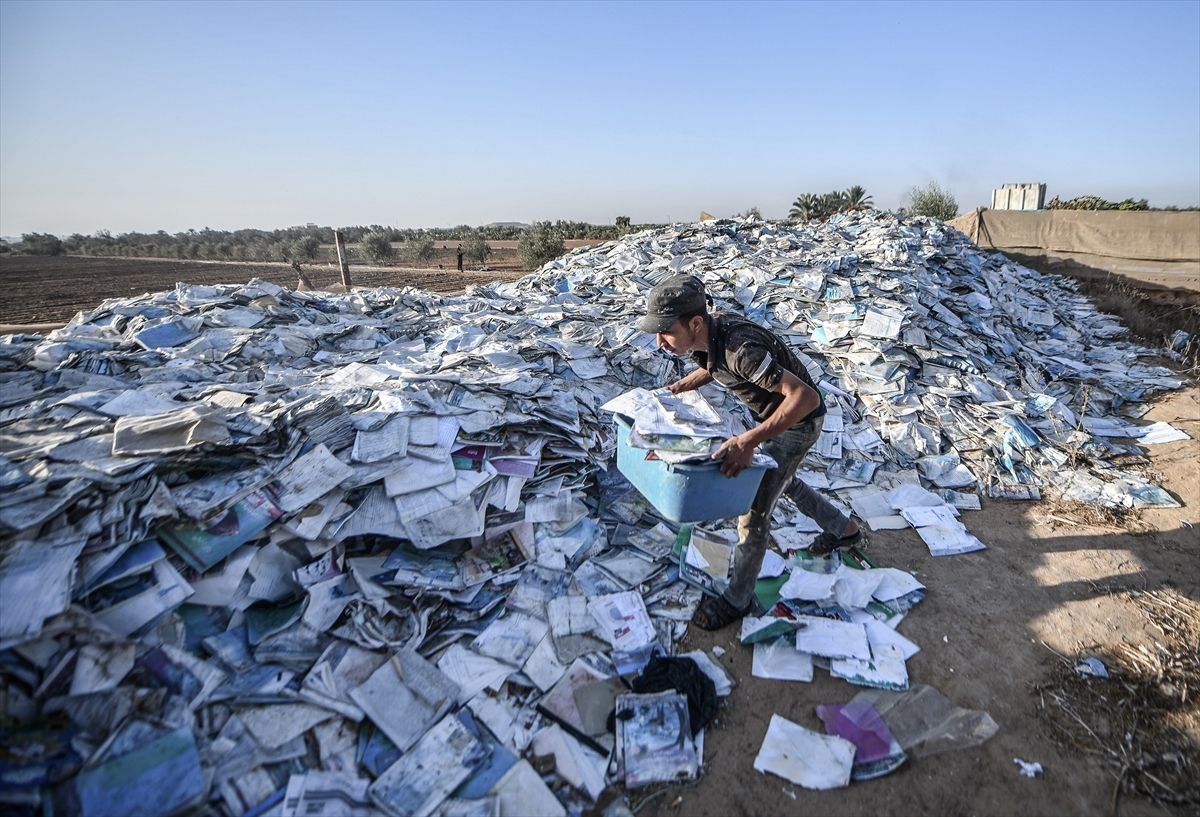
[456,245,464,273]
[638,274,864,630]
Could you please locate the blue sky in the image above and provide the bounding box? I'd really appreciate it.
[1,0,1198,235]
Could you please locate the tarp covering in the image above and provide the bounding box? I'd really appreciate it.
[949,209,1200,263]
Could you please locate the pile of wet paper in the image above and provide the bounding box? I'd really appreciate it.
[0,210,1188,814]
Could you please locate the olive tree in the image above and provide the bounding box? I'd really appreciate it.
[407,238,436,264]
[360,231,395,264]
[461,231,491,264]
[290,235,321,261]
[516,221,565,271]
[905,182,959,221]
[19,233,64,256]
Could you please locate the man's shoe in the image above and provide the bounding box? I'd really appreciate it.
[809,527,864,556]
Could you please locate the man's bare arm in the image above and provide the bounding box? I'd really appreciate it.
[712,370,819,476]
[667,367,714,394]
[739,370,819,448]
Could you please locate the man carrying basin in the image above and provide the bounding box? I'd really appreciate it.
[639,274,863,630]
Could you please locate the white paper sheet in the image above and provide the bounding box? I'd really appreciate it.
[886,483,944,510]
[368,714,483,817]
[866,513,909,531]
[900,504,960,528]
[859,308,903,340]
[277,444,355,514]
[283,490,348,541]
[247,542,302,602]
[93,559,194,637]
[95,389,182,417]
[792,616,870,660]
[383,457,456,497]
[522,634,569,692]
[778,571,838,602]
[830,642,910,690]
[471,612,549,666]
[111,407,231,454]
[436,643,518,704]
[917,522,987,556]
[350,652,459,753]
[407,416,460,462]
[488,759,566,817]
[860,616,921,660]
[757,550,787,579]
[70,643,136,695]
[831,565,886,609]
[1133,421,1190,444]
[773,527,820,552]
[587,591,657,652]
[334,486,407,540]
[753,714,855,789]
[867,567,926,602]
[0,541,87,648]
[530,724,607,801]
[352,415,410,463]
[302,575,358,632]
[280,771,371,817]
[752,638,814,682]
[403,494,486,549]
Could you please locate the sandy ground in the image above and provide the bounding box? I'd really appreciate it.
[1009,250,1199,293]
[646,386,1199,817]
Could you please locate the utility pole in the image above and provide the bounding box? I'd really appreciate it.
[333,230,353,289]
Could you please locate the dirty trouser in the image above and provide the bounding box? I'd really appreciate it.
[724,418,851,609]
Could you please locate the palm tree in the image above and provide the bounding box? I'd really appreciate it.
[788,193,821,222]
[818,191,847,219]
[844,185,874,211]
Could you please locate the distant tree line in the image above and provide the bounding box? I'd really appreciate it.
[4,226,338,262]
[8,194,1193,261]
[786,182,964,222]
[1,219,655,260]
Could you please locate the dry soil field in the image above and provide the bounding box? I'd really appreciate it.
[0,255,520,327]
[0,243,598,328]
[0,252,1196,816]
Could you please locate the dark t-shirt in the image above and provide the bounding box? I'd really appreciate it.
[689,311,826,425]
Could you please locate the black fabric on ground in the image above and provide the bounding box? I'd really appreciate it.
[629,655,718,736]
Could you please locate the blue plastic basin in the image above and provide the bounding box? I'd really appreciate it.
[613,415,770,523]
